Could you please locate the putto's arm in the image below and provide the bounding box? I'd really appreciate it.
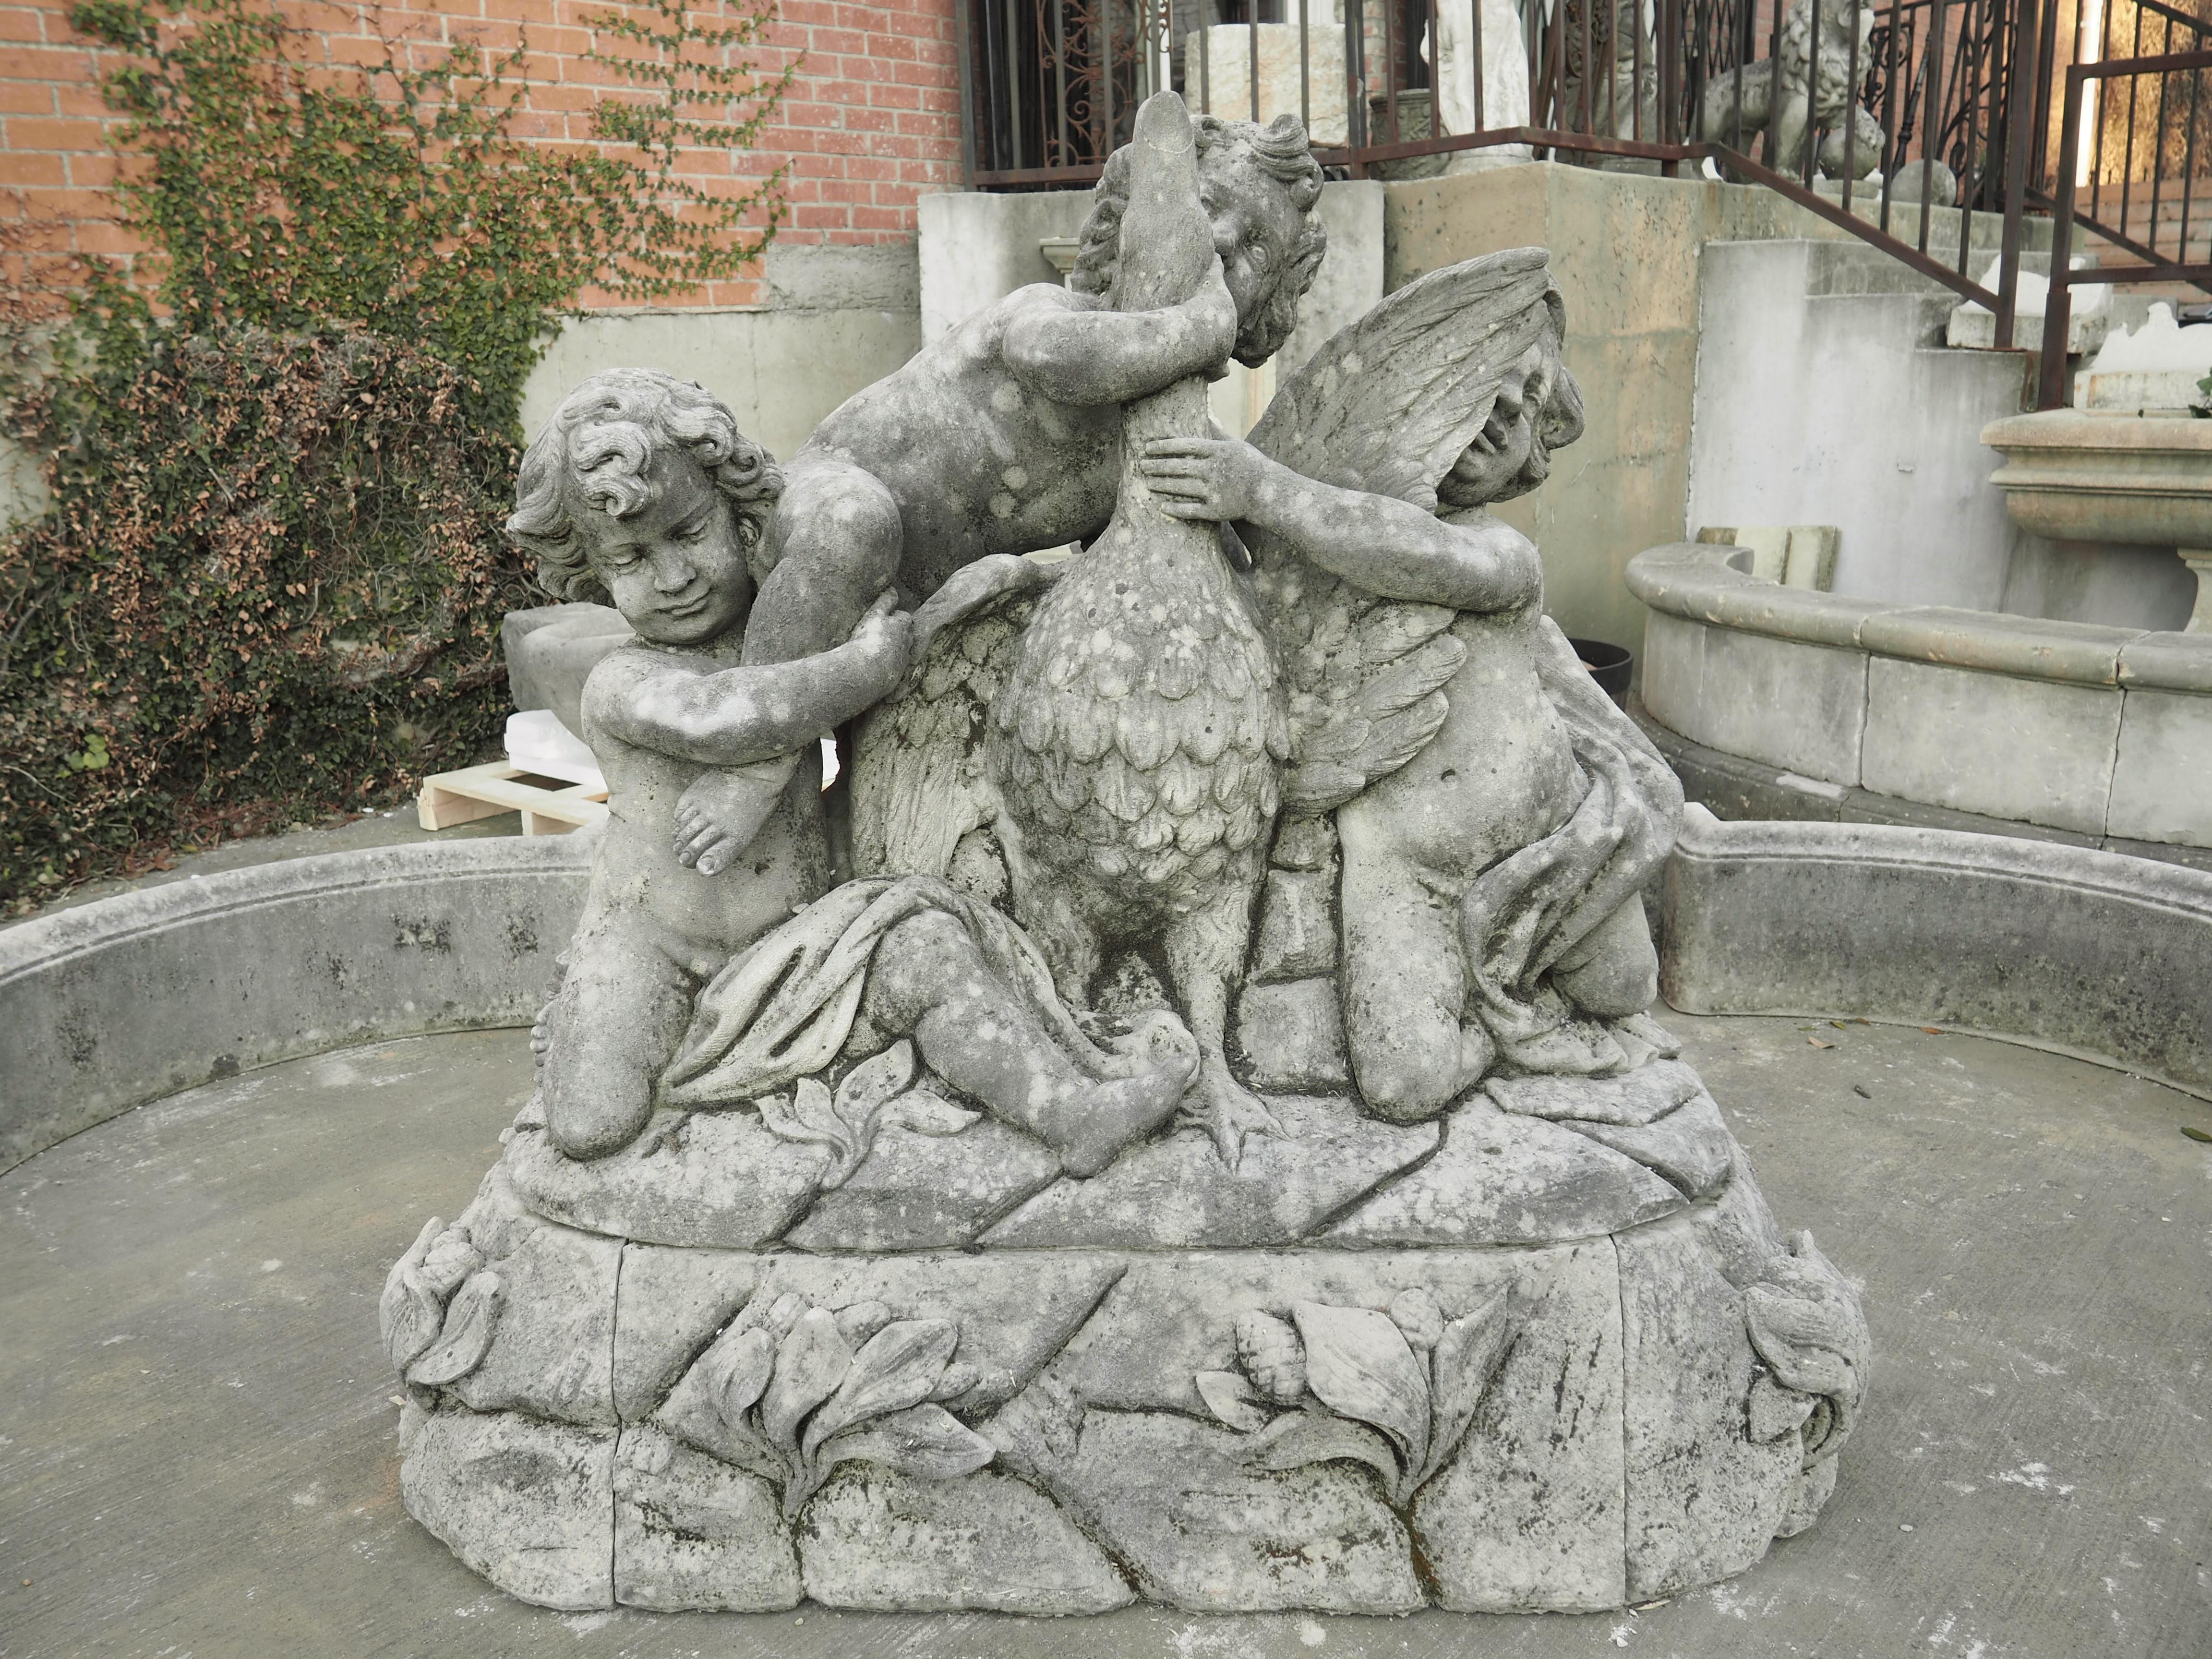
[1140,438,1543,614]
[589,604,911,768]
[1000,265,1238,407]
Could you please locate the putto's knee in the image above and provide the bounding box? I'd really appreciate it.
[1352,1045,1457,1123]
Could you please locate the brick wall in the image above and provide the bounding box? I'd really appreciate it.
[0,0,967,310]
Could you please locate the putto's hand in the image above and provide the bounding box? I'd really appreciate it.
[1138,436,1264,523]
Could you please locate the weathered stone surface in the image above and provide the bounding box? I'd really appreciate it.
[612,1244,759,1422]
[1249,867,1338,982]
[1321,1095,1684,1246]
[1691,1151,1790,1288]
[1412,1239,1627,1611]
[448,1212,621,1425]
[400,1403,614,1611]
[784,1118,1062,1251]
[980,1094,1433,1248]
[798,1464,1132,1613]
[611,1424,799,1611]
[503,1110,829,1249]
[1487,1058,1705,1126]
[1564,1090,1738,1199]
[1040,1408,1424,1612]
[744,1252,1127,1412]
[1035,1247,1555,1413]
[1618,1215,1802,1599]
[1231,980,1350,1090]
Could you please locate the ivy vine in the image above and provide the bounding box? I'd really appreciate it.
[0,0,795,907]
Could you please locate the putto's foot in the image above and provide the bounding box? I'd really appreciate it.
[1180,1059,1284,1173]
[673,754,799,875]
[1058,1036,1198,1179]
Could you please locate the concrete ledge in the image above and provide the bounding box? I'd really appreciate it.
[0,835,592,1172]
[1627,542,2212,847]
[1660,805,2212,1100]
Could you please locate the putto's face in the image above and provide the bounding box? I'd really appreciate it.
[574,450,752,648]
[1438,339,1554,509]
[1209,176,1314,365]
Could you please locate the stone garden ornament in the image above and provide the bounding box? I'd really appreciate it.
[384,90,1870,1615]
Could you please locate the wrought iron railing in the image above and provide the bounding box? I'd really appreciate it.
[957,0,2212,355]
[2037,35,2212,403]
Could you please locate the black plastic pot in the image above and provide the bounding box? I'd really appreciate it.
[1568,637,1633,699]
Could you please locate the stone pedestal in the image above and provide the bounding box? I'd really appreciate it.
[388,1066,1863,1614]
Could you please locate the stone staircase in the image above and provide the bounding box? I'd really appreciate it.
[1685,236,2049,613]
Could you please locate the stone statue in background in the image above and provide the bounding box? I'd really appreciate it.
[1696,0,1882,182]
[384,92,1869,1620]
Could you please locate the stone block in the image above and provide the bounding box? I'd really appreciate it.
[741,1252,1128,1414]
[611,1245,759,1423]
[1413,1239,1627,1611]
[1861,656,2121,834]
[784,1118,1063,1251]
[1640,613,1868,786]
[401,1404,614,1611]
[2108,685,2212,850]
[1320,1095,1684,1247]
[1857,605,2133,686]
[612,1425,799,1611]
[1232,977,1349,1089]
[1250,867,1338,982]
[1038,1248,1554,1414]
[799,1465,1131,1613]
[503,1109,829,1249]
[1041,1409,1424,1612]
[980,1095,1434,1248]
[1617,1216,1801,1599]
[449,1216,621,1425]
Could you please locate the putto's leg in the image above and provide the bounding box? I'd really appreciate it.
[744,452,904,668]
[1337,821,1485,1123]
[539,920,695,1160]
[1549,895,1660,1019]
[861,911,1196,1176]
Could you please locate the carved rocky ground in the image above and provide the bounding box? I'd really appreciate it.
[384,1055,1867,1614]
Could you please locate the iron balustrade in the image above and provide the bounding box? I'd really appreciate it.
[959,0,2212,363]
[2037,40,2212,405]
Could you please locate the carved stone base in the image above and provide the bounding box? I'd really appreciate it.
[392,1096,1860,1614]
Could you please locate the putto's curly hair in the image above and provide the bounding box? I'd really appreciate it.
[1505,284,1587,502]
[507,368,784,603]
[1069,112,1327,368]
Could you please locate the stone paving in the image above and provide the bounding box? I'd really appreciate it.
[2,1016,2207,1658]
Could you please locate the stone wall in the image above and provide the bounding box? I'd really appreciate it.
[518,240,924,464]
[1381,163,1866,659]
[0,0,964,311]
[1629,541,2212,858]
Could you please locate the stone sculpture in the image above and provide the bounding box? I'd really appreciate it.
[385,90,1870,1617]
[1695,0,1882,182]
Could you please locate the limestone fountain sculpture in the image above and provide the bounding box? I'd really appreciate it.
[381,91,1870,1615]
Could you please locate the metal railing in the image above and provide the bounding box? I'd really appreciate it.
[2034,15,2212,403]
[958,0,2212,356]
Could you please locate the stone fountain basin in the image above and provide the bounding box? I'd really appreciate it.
[1982,408,2212,547]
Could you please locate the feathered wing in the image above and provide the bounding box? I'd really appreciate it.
[1245,248,1559,811]
[1249,246,1556,514]
[848,559,1054,879]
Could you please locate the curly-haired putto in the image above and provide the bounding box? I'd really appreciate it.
[1069,112,1328,368]
[507,368,785,603]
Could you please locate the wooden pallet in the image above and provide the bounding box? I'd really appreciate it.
[417,760,609,837]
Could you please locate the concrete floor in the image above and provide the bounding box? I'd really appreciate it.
[2,1018,2208,1659]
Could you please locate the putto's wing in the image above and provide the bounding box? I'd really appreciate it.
[1249,246,1555,510]
[849,557,1054,878]
[1250,539,1466,816]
